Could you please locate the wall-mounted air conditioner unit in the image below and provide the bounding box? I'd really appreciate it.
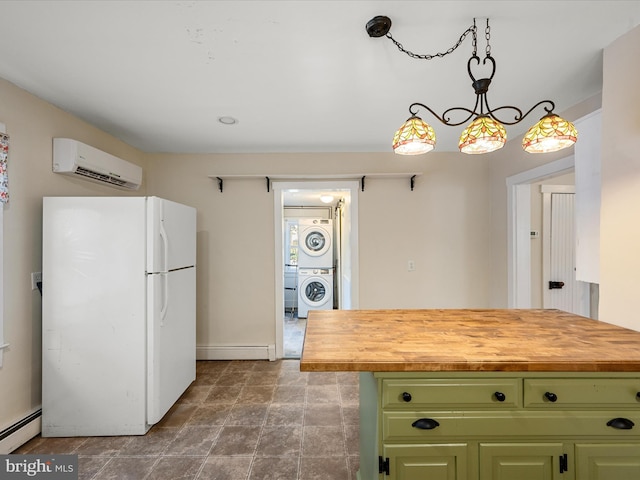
[52,138,143,190]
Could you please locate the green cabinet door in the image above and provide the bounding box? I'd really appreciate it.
[575,444,640,480]
[479,443,568,480]
[383,444,469,480]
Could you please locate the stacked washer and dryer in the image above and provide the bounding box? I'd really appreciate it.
[297,218,334,318]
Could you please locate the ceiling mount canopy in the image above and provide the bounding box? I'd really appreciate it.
[367,16,578,155]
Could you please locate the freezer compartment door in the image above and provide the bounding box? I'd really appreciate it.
[147,197,196,273]
[147,267,196,424]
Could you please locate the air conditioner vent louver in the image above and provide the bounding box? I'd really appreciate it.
[75,166,128,187]
[52,138,142,190]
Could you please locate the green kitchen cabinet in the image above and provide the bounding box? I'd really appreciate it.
[367,372,640,480]
[382,444,469,480]
[479,443,568,480]
[575,443,640,480]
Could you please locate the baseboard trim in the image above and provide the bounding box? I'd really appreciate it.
[0,409,42,454]
[196,345,276,361]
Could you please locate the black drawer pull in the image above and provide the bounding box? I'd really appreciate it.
[636,392,640,400]
[494,391,506,402]
[544,391,558,402]
[607,418,635,430]
[402,392,412,402]
[412,418,440,430]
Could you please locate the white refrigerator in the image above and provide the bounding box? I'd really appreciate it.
[41,196,196,437]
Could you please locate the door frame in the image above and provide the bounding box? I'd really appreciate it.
[273,180,360,359]
[507,156,575,308]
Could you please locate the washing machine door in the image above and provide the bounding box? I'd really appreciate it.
[300,226,331,258]
[300,276,330,308]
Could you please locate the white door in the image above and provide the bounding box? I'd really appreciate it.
[542,189,590,316]
[147,266,196,424]
[147,197,196,272]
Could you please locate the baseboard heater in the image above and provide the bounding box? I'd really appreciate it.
[0,409,42,454]
[196,345,276,361]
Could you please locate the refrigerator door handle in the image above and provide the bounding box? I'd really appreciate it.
[160,273,169,326]
[160,225,169,272]
[159,203,169,273]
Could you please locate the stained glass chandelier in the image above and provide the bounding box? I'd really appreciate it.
[366,16,578,155]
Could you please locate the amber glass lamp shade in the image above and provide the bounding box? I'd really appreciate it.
[522,114,578,153]
[458,115,507,154]
[393,116,436,155]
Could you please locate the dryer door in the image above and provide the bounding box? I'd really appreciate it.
[300,226,331,258]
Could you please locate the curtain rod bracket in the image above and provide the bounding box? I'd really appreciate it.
[216,177,223,193]
[361,175,366,191]
[411,175,416,191]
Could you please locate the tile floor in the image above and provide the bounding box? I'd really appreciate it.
[15,360,360,480]
[283,312,306,359]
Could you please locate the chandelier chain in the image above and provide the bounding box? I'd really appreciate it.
[471,19,477,57]
[385,23,477,60]
[484,19,491,56]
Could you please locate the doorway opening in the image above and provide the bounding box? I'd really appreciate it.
[273,180,359,359]
[507,156,586,311]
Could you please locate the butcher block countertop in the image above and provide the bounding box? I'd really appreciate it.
[299,309,640,372]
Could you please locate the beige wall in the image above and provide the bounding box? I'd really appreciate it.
[145,151,493,351]
[0,77,146,439]
[599,25,640,330]
[358,156,490,309]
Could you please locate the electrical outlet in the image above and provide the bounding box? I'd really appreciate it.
[31,272,42,290]
[407,260,415,272]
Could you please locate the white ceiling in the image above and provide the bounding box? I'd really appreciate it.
[1,1,639,155]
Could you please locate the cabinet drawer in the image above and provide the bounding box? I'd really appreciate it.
[382,411,640,442]
[524,378,640,408]
[382,378,520,409]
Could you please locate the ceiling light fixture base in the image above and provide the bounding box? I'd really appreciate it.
[366,16,392,38]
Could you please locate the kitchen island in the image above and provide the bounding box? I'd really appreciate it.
[300,309,640,480]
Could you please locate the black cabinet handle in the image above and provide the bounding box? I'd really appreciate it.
[412,418,440,430]
[402,392,412,402]
[636,392,640,400]
[544,391,558,402]
[494,391,506,402]
[607,418,635,430]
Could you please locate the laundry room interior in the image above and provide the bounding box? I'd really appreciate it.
[281,183,355,358]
